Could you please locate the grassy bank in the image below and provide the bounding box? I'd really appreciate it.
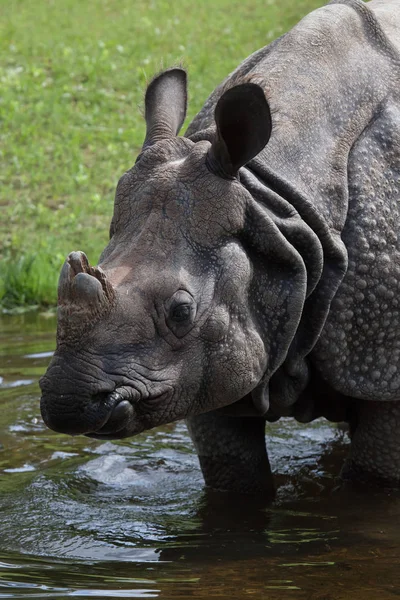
[0,0,324,309]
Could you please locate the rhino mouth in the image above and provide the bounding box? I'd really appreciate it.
[86,386,172,439]
[41,376,173,438]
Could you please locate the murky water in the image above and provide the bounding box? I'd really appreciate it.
[1,312,400,599]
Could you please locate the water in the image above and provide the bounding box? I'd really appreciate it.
[1,312,400,599]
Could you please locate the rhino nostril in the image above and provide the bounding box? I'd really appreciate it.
[91,391,111,404]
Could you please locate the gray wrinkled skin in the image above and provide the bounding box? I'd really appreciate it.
[40,0,400,494]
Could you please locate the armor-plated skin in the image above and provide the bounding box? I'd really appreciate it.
[41,0,400,493]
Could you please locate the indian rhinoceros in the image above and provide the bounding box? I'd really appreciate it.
[40,0,400,494]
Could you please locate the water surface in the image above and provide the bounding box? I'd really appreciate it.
[1,312,399,599]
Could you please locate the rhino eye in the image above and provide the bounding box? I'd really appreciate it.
[166,290,196,337]
[171,304,191,323]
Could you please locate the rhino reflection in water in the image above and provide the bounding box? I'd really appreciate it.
[40,0,400,494]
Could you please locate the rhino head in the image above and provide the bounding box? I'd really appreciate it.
[40,68,309,439]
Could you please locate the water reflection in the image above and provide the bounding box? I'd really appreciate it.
[1,312,400,598]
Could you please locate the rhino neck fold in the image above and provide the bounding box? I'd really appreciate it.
[239,163,348,418]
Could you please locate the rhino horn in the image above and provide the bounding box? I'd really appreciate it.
[143,68,187,149]
[58,251,115,311]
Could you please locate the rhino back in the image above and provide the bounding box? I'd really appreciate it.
[368,0,400,54]
[188,0,400,228]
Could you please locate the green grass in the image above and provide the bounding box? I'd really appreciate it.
[0,0,325,309]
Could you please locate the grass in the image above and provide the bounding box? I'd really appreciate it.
[0,0,325,309]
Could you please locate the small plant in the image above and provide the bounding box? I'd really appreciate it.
[0,252,60,309]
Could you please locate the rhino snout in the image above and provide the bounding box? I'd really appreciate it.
[40,388,113,436]
[39,377,143,437]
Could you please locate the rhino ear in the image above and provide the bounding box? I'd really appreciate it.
[143,68,187,149]
[207,83,272,178]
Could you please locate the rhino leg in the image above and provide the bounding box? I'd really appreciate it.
[343,400,400,485]
[186,411,274,496]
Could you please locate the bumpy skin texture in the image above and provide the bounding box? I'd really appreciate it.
[187,410,274,495]
[341,400,400,483]
[40,0,400,494]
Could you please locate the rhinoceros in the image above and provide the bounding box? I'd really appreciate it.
[40,0,400,494]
